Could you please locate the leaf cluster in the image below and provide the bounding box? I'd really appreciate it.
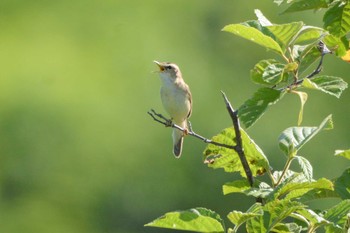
[146,4,350,233]
[224,9,348,128]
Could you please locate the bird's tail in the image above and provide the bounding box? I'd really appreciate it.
[172,121,187,158]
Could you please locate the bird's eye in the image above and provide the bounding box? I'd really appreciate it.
[165,66,172,70]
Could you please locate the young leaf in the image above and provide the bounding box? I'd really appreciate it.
[203,127,270,176]
[222,24,283,55]
[290,90,308,126]
[335,149,350,160]
[302,76,348,98]
[282,0,330,14]
[227,203,263,232]
[145,208,225,233]
[278,115,333,156]
[238,87,284,128]
[251,59,285,85]
[294,155,313,181]
[334,168,350,199]
[266,22,304,50]
[323,1,350,37]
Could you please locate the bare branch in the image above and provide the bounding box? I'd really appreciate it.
[221,91,254,187]
[147,109,237,150]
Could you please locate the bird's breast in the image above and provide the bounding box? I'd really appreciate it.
[160,83,190,123]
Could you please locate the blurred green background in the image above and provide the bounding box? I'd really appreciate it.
[0,1,349,232]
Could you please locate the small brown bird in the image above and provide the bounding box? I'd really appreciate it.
[154,61,192,157]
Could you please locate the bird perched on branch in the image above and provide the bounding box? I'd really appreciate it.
[154,61,192,158]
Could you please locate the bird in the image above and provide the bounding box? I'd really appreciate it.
[154,60,192,158]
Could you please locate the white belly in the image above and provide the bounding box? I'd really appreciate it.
[160,84,190,124]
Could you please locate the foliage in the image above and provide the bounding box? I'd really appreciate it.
[146,2,350,233]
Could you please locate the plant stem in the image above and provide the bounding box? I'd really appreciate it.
[275,157,293,186]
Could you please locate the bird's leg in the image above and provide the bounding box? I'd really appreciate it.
[149,109,173,127]
[183,120,191,136]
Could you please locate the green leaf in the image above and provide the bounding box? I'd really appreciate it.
[264,200,304,221]
[266,22,304,50]
[291,90,308,126]
[251,59,285,85]
[272,222,302,233]
[302,75,348,98]
[282,0,330,14]
[335,149,350,160]
[145,208,225,233]
[203,127,270,176]
[223,180,273,198]
[295,209,330,228]
[238,87,284,128]
[246,214,268,233]
[278,115,333,156]
[227,203,263,231]
[293,26,325,45]
[344,214,350,233]
[272,177,334,201]
[323,1,350,37]
[263,63,286,84]
[323,200,350,232]
[334,168,350,199]
[223,180,251,195]
[323,34,348,57]
[273,170,303,185]
[245,201,302,232]
[294,155,313,181]
[296,45,322,75]
[222,24,283,55]
[297,188,339,203]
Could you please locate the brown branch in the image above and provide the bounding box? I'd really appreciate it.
[221,91,254,187]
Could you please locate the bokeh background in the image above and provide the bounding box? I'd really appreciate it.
[0,1,349,232]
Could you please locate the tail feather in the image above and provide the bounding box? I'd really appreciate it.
[172,121,186,157]
[173,136,183,158]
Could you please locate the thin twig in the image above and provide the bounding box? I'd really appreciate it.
[147,109,237,150]
[279,41,331,92]
[148,93,255,188]
[221,91,254,187]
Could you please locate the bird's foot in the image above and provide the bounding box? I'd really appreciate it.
[148,109,173,127]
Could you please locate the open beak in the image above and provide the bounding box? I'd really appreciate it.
[154,60,165,71]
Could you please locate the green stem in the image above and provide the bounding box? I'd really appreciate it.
[267,168,276,187]
[275,156,293,186]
